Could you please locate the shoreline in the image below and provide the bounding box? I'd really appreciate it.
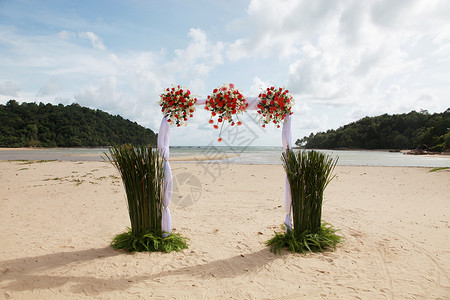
[2,146,449,155]
[0,147,449,168]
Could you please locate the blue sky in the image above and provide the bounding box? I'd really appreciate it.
[1,0,449,146]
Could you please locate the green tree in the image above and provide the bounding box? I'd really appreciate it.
[300,108,450,151]
[0,100,157,147]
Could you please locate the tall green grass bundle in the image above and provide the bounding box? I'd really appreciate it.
[267,150,341,254]
[106,144,188,252]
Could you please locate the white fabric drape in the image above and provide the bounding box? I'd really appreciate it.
[282,114,292,231]
[157,116,172,237]
[157,96,293,235]
[245,96,259,110]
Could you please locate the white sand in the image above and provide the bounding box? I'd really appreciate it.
[0,160,449,299]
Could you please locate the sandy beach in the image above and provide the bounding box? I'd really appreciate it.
[0,160,449,299]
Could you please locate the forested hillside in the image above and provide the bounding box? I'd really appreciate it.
[297,109,450,151]
[0,100,157,147]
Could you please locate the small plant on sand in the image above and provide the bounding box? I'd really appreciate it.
[267,150,342,254]
[106,144,188,252]
[429,167,450,172]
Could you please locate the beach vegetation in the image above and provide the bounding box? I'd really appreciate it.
[43,177,62,181]
[297,108,450,151]
[267,150,341,254]
[0,100,157,147]
[267,223,341,254]
[105,144,188,253]
[13,159,57,164]
[429,167,450,172]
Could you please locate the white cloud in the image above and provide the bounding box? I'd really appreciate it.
[78,31,106,51]
[163,28,224,79]
[0,81,20,97]
[248,76,270,96]
[57,30,74,40]
[37,78,60,96]
[226,0,340,61]
[74,76,133,114]
[296,114,328,131]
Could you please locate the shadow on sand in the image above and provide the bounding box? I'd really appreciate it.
[0,246,285,295]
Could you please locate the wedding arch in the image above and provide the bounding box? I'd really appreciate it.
[156,84,294,236]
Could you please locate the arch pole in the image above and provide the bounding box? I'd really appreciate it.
[282,114,292,231]
[157,116,172,237]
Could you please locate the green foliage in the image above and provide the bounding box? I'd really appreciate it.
[301,108,450,150]
[283,150,338,234]
[13,159,57,164]
[111,228,188,253]
[106,145,188,253]
[0,100,157,147]
[106,145,164,237]
[267,224,342,254]
[429,167,450,172]
[269,150,340,254]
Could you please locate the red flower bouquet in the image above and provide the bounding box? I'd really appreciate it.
[159,85,197,127]
[257,87,294,128]
[205,83,247,141]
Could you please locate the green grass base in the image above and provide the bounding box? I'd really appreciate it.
[111,228,189,253]
[266,223,342,254]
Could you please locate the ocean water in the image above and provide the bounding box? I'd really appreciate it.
[1,146,449,168]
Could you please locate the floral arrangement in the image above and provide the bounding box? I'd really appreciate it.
[159,85,197,127]
[204,83,248,141]
[257,87,294,128]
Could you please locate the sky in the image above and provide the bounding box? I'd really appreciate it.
[1,0,449,146]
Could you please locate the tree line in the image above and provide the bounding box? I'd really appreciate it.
[296,109,450,151]
[0,100,157,147]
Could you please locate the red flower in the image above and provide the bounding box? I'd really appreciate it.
[209,119,213,124]
[218,137,223,142]
[206,84,247,138]
[159,85,197,126]
[257,86,293,128]
[237,121,242,126]
[213,125,219,129]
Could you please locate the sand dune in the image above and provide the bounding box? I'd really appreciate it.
[0,160,449,299]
